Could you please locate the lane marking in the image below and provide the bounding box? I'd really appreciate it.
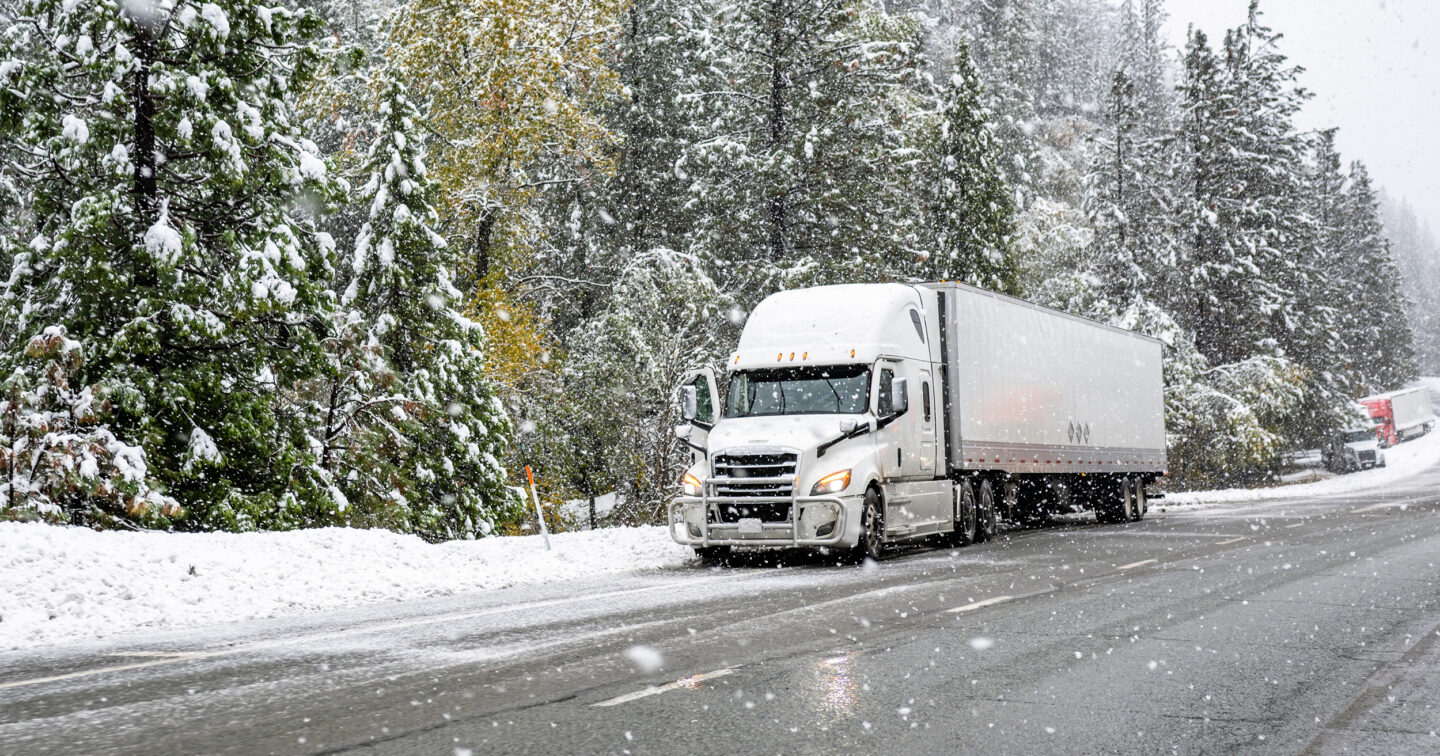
[0,577,745,692]
[592,668,736,707]
[1117,559,1158,570]
[1285,523,1304,529]
[1215,537,1246,546]
[946,595,1014,614]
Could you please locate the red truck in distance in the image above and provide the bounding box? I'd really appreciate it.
[1359,387,1436,447]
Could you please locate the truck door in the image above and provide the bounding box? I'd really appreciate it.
[678,368,720,466]
[916,369,937,477]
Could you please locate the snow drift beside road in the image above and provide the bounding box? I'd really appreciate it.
[1166,425,1440,507]
[0,524,691,652]
[7,422,1440,653]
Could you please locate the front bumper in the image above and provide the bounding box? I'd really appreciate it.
[668,490,858,548]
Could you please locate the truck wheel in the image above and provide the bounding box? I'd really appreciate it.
[694,546,730,566]
[1094,477,1121,524]
[1120,477,1136,521]
[850,488,884,563]
[1133,477,1148,521]
[977,480,998,542]
[945,481,977,547]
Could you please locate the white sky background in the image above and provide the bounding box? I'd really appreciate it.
[1161,0,1440,233]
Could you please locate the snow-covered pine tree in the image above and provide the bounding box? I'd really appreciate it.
[319,77,517,539]
[564,248,732,524]
[1172,10,1306,368]
[1336,161,1416,393]
[954,0,1041,209]
[690,0,925,293]
[913,42,1017,291]
[1381,196,1440,374]
[526,0,726,510]
[0,0,340,528]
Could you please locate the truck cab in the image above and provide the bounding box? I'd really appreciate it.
[671,284,948,561]
[1321,427,1385,473]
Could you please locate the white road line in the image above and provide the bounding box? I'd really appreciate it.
[1352,502,1401,514]
[946,595,1015,614]
[1117,559,1158,570]
[1215,537,1246,546]
[0,577,742,692]
[1284,523,1304,529]
[592,668,736,707]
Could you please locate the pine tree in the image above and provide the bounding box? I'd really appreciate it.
[914,43,1017,291]
[0,0,341,528]
[689,0,926,293]
[1338,162,1416,392]
[318,78,518,539]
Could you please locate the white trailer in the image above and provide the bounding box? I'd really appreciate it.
[670,282,1167,562]
[1386,387,1435,442]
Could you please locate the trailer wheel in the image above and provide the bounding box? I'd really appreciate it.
[1133,477,1148,521]
[1120,477,1136,521]
[977,480,998,542]
[1093,477,1122,524]
[945,481,977,547]
[850,488,885,563]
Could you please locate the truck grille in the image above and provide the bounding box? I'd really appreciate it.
[712,452,797,500]
[1359,450,1376,462]
[711,502,793,524]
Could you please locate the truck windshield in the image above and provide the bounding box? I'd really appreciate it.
[1344,430,1376,443]
[725,365,871,418]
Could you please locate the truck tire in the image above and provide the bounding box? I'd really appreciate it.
[1120,477,1136,521]
[977,480,998,542]
[1132,477,1148,521]
[1094,477,1123,524]
[850,488,885,563]
[945,481,977,548]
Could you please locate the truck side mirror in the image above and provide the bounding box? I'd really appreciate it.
[892,377,909,416]
[681,385,698,422]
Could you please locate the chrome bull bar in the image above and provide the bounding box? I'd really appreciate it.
[669,479,847,548]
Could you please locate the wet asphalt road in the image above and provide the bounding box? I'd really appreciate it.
[4,468,1440,755]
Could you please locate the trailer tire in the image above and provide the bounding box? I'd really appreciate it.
[945,481,977,547]
[1094,477,1123,524]
[849,488,885,563]
[1133,477,1148,521]
[1121,477,1136,522]
[977,480,998,542]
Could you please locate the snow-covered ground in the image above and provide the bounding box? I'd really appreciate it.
[7,424,1440,653]
[0,524,690,652]
[1166,425,1440,507]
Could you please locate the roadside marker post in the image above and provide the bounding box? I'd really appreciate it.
[527,465,551,550]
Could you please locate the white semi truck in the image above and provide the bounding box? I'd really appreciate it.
[670,282,1168,562]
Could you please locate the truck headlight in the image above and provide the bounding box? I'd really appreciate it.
[682,473,702,496]
[811,469,851,496]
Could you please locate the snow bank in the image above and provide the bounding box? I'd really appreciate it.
[1166,426,1440,507]
[0,525,691,651]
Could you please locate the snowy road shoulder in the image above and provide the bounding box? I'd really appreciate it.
[0,524,691,652]
[1164,428,1440,508]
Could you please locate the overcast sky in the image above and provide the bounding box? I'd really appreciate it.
[1161,0,1440,232]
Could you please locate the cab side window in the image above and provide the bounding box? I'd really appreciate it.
[877,369,894,416]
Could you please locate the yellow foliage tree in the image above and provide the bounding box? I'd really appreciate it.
[387,0,625,282]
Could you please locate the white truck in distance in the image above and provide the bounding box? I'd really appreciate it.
[670,282,1168,562]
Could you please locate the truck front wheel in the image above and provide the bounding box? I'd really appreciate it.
[849,488,885,564]
[944,481,977,548]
